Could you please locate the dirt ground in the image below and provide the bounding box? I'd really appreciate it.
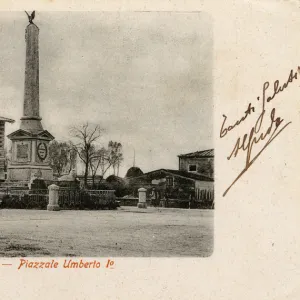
[0,207,213,257]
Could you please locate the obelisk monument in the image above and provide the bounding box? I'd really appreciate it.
[21,16,43,133]
[7,11,54,182]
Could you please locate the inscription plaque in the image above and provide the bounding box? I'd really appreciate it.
[17,143,29,160]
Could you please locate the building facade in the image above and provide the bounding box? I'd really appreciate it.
[0,117,15,181]
[127,168,213,201]
[126,149,214,202]
[178,149,214,178]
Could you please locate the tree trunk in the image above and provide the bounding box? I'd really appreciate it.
[84,161,89,188]
[92,174,95,189]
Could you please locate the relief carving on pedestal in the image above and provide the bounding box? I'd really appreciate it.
[37,141,48,162]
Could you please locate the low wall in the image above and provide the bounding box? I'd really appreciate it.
[0,187,118,210]
[117,197,214,209]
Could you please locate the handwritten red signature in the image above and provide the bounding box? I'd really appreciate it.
[221,68,298,197]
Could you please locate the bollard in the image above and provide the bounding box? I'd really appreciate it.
[47,184,60,211]
[137,187,147,209]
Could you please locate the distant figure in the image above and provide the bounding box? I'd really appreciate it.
[150,188,161,207]
[164,189,170,208]
[150,188,156,206]
[189,189,195,209]
[25,11,35,24]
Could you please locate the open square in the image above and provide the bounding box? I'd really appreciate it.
[0,12,214,258]
[0,207,213,257]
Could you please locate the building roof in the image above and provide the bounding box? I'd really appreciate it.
[0,117,15,123]
[134,168,213,182]
[178,149,214,158]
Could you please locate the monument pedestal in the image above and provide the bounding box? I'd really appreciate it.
[7,130,54,182]
[7,165,53,181]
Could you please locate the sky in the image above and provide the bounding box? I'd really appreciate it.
[0,11,213,177]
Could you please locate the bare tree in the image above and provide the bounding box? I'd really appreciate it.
[88,141,124,186]
[89,146,105,188]
[70,122,103,187]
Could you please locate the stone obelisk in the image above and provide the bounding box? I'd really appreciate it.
[20,22,43,133]
[7,13,54,182]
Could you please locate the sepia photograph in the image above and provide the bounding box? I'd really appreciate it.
[0,11,214,257]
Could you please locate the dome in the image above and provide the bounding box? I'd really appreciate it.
[125,167,143,178]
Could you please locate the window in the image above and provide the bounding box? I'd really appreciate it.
[188,164,197,172]
[166,176,173,187]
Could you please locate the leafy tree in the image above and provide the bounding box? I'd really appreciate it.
[49,140,77,176]
[107,141,123,176]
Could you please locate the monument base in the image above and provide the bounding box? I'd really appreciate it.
[47,204,60,211]
[137,202,147,209]
[7,165,53,181]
